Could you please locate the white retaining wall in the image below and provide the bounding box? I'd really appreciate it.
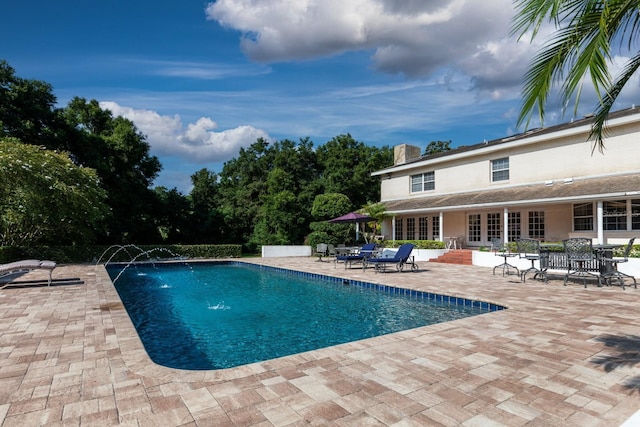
[262,245,311,257]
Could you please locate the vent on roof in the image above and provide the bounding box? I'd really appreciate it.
[564,178,574,184]
[545,180,553,186]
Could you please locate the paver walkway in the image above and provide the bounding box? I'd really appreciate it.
[0,257,639,426]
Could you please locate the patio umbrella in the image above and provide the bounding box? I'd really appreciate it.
[328,211,376,242]
[327,212,375,223]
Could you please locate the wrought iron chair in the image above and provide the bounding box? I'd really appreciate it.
[313,243,328,262]
[516,238,544,282]
[491,238,519,277]
[599,238,637,289]
[563,238,598,287]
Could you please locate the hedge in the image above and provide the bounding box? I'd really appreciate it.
[0,244,242,264]
[382,240,446,249]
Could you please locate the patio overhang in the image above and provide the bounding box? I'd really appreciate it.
[382,172,640,215]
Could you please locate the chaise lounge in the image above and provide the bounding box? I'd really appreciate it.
[365,243,417,273]
[0,259,57,288]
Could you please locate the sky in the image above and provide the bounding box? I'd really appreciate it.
[3,0,639,193]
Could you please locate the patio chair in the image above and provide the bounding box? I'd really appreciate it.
[491,238,519,277]
[0,259,56,288]
[365,243,417,273]
[599,237,637,289]
[516,238,545,282]
[335,243,377,269]
[313,243,328,262]
[563,238,599,288]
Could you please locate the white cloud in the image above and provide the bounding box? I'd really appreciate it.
[205,0,520,91]
[99,101,271,163]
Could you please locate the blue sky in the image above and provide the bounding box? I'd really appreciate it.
[4,0,638,192]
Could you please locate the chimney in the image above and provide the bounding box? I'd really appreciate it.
[393,144,421,165]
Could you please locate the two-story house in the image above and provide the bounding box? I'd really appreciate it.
[372,107,640,248]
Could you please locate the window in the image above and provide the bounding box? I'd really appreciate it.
[418,217,428,240]
[406,218,415,240]
[573,203,593,231]
[528,211,545,239]
[468,214,481,243]
[491,157,509,182]
[508,212,521,242]
[411,172,435,192]
[487,213,501,241]
[395,218,404,240]
[633,199,640,230]
[432,216,440,240]
[603,201,627,231]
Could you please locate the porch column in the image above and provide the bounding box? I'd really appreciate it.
[392,216,396,241]
[503,207,509,244]
[439,211,444,243]
[597,201,604,244]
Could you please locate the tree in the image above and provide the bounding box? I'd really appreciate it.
[0,60,62,147]
[61,98,163,243]
[188,168,223,243]
[0,138,109,246]
[307,193,353,246]
[424,140,452,156]
[315,134,393,208]
[512,0,640,151]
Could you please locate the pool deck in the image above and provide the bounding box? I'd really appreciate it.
[1,257,639,426]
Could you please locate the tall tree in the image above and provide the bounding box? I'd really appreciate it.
[424,140,452,156]
[0,60,62,147]
[0,138,109,246]
[315,134,393,208]
[512,0,640,151]
[188,168,223,243]
[61,98,162,243]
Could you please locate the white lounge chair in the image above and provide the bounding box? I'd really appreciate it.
[0,259,56,288]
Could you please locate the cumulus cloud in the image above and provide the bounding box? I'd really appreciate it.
[206,0,523,92]
[99,101,271,163]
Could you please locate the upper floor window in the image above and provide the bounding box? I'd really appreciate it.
[411,172,435,192]
[491,157,509,182]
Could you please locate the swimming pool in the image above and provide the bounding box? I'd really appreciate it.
[107,261,504,370]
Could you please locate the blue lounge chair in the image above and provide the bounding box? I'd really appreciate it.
[335,243,377,269]
[366,244,417,273]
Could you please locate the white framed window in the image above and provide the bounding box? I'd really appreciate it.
[418,217,428,240]
[508,212,521,242]
[528,211,545,239]
[411,172,435,192]
[633,199,640,230]
[603,200,627,231]
[573,202,593,231]
[406,218,415,240]
[487,213,501,241]
[491,157,509,182]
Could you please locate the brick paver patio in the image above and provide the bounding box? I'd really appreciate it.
[1,257,639,426]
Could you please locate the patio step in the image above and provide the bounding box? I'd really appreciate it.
[431,249,474,265]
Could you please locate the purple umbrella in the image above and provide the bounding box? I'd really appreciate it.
[328,211,375,242]
[327,211,375,223]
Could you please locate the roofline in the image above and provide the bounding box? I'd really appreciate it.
[385,190,637,215]
[372,107,640,177]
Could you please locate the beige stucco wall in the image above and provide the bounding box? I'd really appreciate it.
[380,118,640,202]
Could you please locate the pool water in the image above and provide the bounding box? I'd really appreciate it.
[107,262,500,370]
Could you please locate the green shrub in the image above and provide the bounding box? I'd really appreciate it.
[0,244,242,264]
[382,240,446,249]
